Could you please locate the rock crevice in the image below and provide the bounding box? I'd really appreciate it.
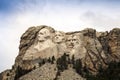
[1,25,120,80]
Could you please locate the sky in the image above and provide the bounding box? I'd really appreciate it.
[0,0,120,72]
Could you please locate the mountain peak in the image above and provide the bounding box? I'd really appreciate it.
[1,25,120,80]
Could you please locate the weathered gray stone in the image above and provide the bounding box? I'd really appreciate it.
[57,68,86,80]
[1,25,120,80]
[18,63,57,80]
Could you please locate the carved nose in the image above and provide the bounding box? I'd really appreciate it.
[71,43,74,45]
[70,40,73,43]
[55,36,59,39]
[69,43,74,46]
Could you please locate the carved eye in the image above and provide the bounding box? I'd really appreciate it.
[39,32,43,35]
[55,34,57,36]
[72,39,76,41]
[74,39,77,41]
[67,40,71,42]
[56,34,60,37]
[44,31,47,34]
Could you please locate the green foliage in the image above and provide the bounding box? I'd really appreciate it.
[54,53,70,80]
[73,59,82,75]
[14,53,120,80]
[97,61,120,80]
[71,55,75,64]
[56,53,69,72]
[14,66,32,80]
[85,61,120,80]
[51,56,56,64]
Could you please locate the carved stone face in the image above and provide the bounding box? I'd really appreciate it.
[53,31,65,43]
[66,35,80,49]
[37,28,51,42]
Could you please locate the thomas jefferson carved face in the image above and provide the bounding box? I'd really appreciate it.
[53,31,65,43]
[66,35,81,49]
[37,28,51,42]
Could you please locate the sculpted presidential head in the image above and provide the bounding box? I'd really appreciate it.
[66,34,82,49]
[53,31,66,43]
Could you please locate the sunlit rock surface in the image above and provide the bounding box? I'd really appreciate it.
[0,25,120,80]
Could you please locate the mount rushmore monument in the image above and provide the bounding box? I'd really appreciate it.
[0,25,120,80]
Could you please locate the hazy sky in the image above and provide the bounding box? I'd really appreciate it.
[0,0,120,72]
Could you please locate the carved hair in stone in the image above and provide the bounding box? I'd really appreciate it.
[23,27,58,60]
[37,27,53,42]
[53,31,67,57]
[53,31,66,43]
[34,27,54,51]
[65,33,87,68]
[66,34,81,49]
[66,33,86,58]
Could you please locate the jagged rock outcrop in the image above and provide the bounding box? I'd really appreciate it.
[18,63,57,80]
[0,25,120,80]
[56,68,86,80]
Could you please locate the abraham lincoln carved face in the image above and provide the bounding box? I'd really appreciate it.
[66,34,81,49]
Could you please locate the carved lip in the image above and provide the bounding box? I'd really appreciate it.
[68,44,74,48]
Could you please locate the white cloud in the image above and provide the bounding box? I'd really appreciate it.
[0,0,120,72]
[80,11,120,31]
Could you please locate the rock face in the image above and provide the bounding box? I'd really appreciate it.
[18,63,57,80]
[57,68,86,80]
[0,25,120,80]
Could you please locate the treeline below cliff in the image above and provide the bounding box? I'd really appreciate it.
[14,54,120,80]
[0,26,120,80]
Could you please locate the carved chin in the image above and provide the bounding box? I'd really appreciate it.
[54,39,62,43]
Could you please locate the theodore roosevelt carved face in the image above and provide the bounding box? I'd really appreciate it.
[53,31,66,43]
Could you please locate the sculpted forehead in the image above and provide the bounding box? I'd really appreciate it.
[73,35,80,39]
[55,31,65,36]
[67,35,80,40]
[39,28,50,34]
[55,31,61,34]
[37,28,52,42]
[53,31,66,43]
[67,35,73,40]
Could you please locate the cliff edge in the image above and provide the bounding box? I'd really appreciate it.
[1,25,120,80]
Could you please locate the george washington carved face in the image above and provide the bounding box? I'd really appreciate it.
[37,28,51,42]
[66,34,81,49]
[53,31,66,43]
